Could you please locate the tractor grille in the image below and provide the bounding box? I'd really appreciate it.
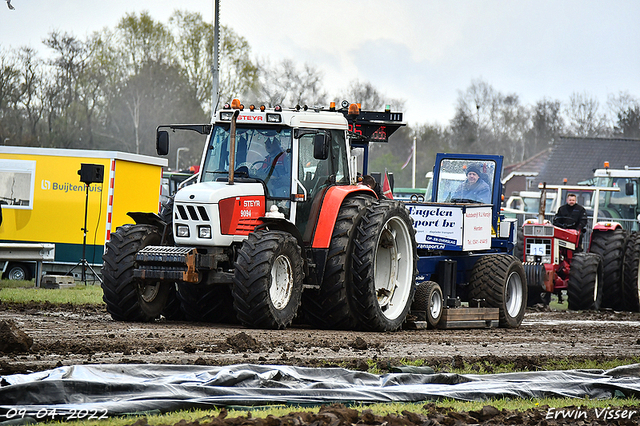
[525,238,552,256]
[175,204,210,221]
[523,224,554,237]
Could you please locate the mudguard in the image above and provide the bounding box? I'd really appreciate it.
[311,186,377,249]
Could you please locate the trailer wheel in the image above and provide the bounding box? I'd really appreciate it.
[102,224,173,322]
[233,230,303,329]
[3,262,32,281]
[623,232,640,312]
[301,195,374,329]
[177,282,237,323]
[469,254,527,328]
[350,200,417,332]
[589,228,627,310]
[412,281,443,328]
[567,252,603,310]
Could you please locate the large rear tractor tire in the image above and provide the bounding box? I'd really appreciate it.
[623,232,640,312]
[233,230,304,329]
[102,224,174,322]
[301,195,374,329]
[412,281,444,329]
[350,200,417,332]
[567,252,604,311]
[589,228,627,310]
[177,282,237,323]
[469,254,527,328]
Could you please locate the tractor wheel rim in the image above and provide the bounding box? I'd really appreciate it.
[505,270,524,317]
[430,289,442,319]
[374,216,414,320]
[140,282,161,303]
[270,254,293,310]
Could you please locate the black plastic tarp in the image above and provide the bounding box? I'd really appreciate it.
[1,363,640,419]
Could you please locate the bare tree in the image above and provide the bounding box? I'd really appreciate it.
[170,11,258,113]
[257,59,326,107]
[564,91,610,137]
[341,79,405,112]
[608,91,640,138]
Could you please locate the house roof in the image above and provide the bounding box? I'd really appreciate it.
[502,148,552,184]
[534,136,640,186]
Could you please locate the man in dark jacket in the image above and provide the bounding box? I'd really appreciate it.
[553,193,588,250]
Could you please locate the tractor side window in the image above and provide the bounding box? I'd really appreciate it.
[299,134,330,199]
[330,130,349,184]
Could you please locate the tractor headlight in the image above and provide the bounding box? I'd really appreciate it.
[176,225,190,238]
[198,225,211,239]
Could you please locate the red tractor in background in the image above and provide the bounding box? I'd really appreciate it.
[522,185,629,310]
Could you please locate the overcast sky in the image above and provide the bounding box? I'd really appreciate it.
[2,0,639,126]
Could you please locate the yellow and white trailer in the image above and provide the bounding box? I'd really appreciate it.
[0,146,167,281]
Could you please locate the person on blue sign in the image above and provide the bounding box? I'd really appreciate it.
[452,164,491,204]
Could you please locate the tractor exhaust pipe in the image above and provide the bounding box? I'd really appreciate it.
[538,182,547,224]
[228,109,240,185]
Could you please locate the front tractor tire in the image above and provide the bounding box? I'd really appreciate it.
[567,252,604,311]
[350,200,418,332]
[102,224,174,322]
[232,230,304,329]
[469,254,527,328]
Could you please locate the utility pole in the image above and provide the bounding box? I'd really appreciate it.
[411,136,416,188]
[211,0,220,119]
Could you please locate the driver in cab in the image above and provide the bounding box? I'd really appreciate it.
[452,164,491,204]
[260,137,290,197]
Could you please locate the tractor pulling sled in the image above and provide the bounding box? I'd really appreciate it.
[101,100,527,331]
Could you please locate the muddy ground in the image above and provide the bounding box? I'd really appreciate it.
[2,303,640,425]
[1,302,640,375]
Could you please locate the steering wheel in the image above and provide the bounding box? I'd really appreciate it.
[250,160,268,175]
[552,215,577,229]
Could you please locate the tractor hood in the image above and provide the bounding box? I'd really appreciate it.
[174,181,265,205]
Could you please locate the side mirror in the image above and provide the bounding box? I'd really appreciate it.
[313,133,329,160]
[626,182,634,196]
[156,130,169,156]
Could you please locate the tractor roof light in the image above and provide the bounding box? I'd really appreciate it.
[348,103,360,116]
[604,161,610,169]
[220,111,234,121]
[231,99,242,109]
[266,113,282,123]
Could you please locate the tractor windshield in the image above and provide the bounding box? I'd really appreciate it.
[593,176,639,220]
[202,125,293,198]
[435,158,496,204]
